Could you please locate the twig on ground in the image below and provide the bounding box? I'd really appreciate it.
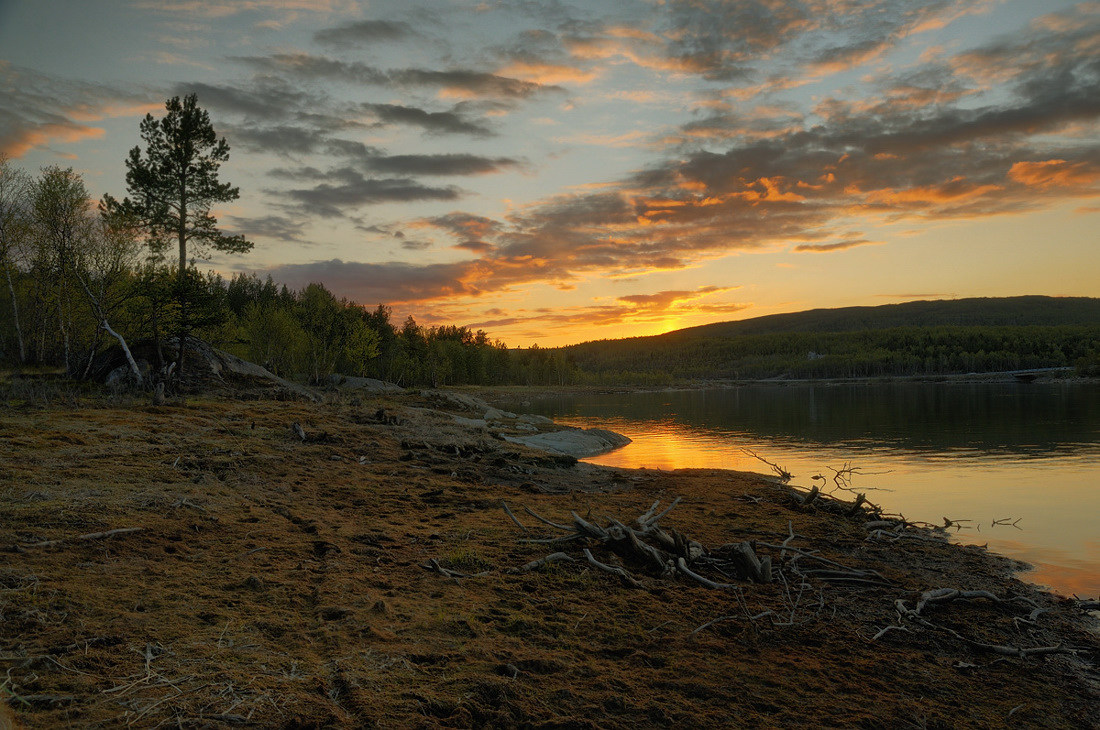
[24,527,144,549]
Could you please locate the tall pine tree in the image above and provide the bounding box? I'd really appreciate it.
[108,94,251,374]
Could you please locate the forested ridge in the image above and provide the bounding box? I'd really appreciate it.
[562,297,1100,383]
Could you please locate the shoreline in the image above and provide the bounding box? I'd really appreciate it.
[461,371,1096,403]
[1,385,1097,727]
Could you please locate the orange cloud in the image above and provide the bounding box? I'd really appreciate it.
[1008,159,1100,190]
[496,61,598,86]
[865,177,1004,205]
[0,123,105,158]
[794,239,881,253]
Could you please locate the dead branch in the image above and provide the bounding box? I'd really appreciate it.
[872,586,1068,658]
[742,448,792,482]
[757,542,887,582]
[523,505,574,531]
[692,614,739,635]
[676,557,740,590]
[422,558,488,581]
[583,549,643,588]
[910,614,1076,659]
[517,534,582,545]
[571,511,609,540]
[725,542,772,583]
[25,527,143,548]
[500,501,528,532]
[635,500,661,527]
[642,497,682,528]
[509,552,575,574]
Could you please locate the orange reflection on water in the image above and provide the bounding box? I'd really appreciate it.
[565,418,1100,599]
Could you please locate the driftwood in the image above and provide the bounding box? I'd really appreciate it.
[583,549,643,588]
[505,499,773,588]
[873,587,1076,658]
[676,557,739,590]
[422,558,489,581]
[500,501,528,532]
[742,449,791,482]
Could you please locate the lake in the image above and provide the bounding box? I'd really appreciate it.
[515,382,1100,598]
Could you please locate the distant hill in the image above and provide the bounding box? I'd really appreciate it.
[559,296,1100,382]
[661,296,1100,341]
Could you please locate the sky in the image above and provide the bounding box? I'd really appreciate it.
[1,0,1098,347]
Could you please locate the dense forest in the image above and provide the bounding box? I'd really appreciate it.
[563,321,1100,383]
[0,152,560,387]
[0,154,567,388]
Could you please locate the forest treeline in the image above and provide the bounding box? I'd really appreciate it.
[0,154,570,387]
[2,151,1098,387]
[561,322,1100,383]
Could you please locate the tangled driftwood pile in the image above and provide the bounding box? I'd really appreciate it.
[496,496,892,591]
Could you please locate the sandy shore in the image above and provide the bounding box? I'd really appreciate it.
[1,385,1097,728]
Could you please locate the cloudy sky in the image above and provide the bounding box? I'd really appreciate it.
[2,0,1098,346]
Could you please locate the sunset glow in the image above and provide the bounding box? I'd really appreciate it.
[2,0,1098,346]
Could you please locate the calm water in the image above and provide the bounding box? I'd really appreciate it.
[518,383,1100,598]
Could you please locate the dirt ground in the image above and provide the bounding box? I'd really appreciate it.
[1,383,1097,728]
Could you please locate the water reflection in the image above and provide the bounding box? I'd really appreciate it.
[527,383,1100,460]
[519,383,1100,597]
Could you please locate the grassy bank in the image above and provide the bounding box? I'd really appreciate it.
[1,386,1097,728]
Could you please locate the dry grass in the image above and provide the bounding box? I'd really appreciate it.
[0,387,1097,728]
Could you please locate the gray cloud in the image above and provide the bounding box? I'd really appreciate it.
[225,214,308,243]
[426,212,503,253]
[313,19,415,48]
[265,258,478,304]
[230,54,390,85]
[230,52,558,99]
[794,240,878,253]
[363,153,520,176]
[362,103,493,137]
[390,68,555,98]
[283,169,461,217]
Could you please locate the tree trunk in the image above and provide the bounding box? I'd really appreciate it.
[58,296,71,375]
[176,193,187,377]
[101,319,143,385]
[4,263,25,363]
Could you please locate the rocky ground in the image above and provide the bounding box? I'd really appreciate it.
[1,377,1098,728]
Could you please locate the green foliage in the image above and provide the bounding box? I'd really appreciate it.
[242,301,306,377]
[114,94,250,267]
[106,94,251,372]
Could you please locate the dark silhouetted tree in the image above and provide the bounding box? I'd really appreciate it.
[108,94,251,374]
